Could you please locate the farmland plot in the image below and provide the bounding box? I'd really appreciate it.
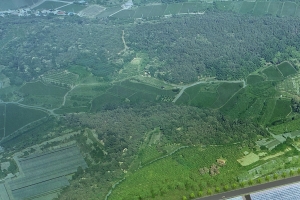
[34,1,68,10]
[247,75,265,85]
[277,62,297,77]
[5,104,48,136]
[60,4,87,13]
[180,3,200,13]
[215,1,234,11]
[112,9,136,18]
[147,5,167,17]
[238,2,255,14]
[134,6,153,18]
[212,82,243,108]
[267,1,282,16]
[280,1,297,16]
[164,3,183,15]
[253,1,269,16]
[269,99,291,124]
[41,70,79,87]
[262,66,284,81]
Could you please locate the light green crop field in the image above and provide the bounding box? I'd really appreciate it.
[164,3,183,15]
[277,62,297,77]
[269,99,291,124]
[267,1,282,16]
[262,66,284,81]
[253,1,269,16]
[238,2,256,14]
[212,82,243,108]
[60,4,87,13]
[280,1,297,16]
[247,75,265,85]
[34,1,68,10]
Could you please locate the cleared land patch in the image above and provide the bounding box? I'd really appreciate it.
[176,83,219,108]
[164,3,183,15]
[281,1,297,16]
[41,70,79,87]
[253,1,269,15]
[34,1,68,10]
[267,1,282,16]
[212,82,243,108]
[269,99,291,124]
[237,152,259,166]
[60,4,87,13]
[262,66,283,81]
[79,5,105,18]
[19,81,68,108]
[238,2,255,14]
[277,62,297,77]
[246,75,265,85]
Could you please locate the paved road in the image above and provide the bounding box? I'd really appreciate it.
[195,175,300,200]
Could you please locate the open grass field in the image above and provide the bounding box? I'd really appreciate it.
[237,152,259,166]
[41,71,78,87]
[269,99,291,124]
[253,1,269,16]
[277,62,297,77]
[259,98,277,125]
[280,1,297,16]
[34,1,68,10]
[112,9,136,18]
[269,117,300,135]
[20,81,68,96]
[247,75,265,85]
[134,6,153,18]
[262,66,284,81]
[238,2,255,14]
[96,7,122,18]
[60,4,87,13]
[110,145,244,200]
[5,104,48,136]
[180,3,200,13]
[267,1,282,16]
[19,81,68,109]
[215,1,234,11]
[212,82,243,108]
[91,80,178,112]
[164,3,183,15]
[147,5,167,17]
[176,83,219,108]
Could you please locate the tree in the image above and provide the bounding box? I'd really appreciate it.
[182,196,187,200]
[232,183,237,189]
[207,188,212,195]
[248,179,254,185]
[215,187,220,193]
[190,192,195,198]
[224,185,229,191]
[198,191,203,197]
[282,172,287,178]
[273,173,278,180]
[290,170,294,176]
[265,175,270,182]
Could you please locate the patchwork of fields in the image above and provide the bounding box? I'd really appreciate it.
[106,0,300,19]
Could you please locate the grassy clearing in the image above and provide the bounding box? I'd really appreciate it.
[19,81,68,96]
[212,82,243,108]
[147,5,167,17]
[238,2,255,14]
[277,62,297,77]
[281,1,297,16]
[253,1,269,15]
[215,1,234,11]
[110,145,244,200]
[19,81,69,109]
[68,66,91,81]
[97,7,121,18]
[180,3,199,13]
[5,104,48,135]
[269,117,300,134]
[112,10,135,18]
[237,152,259,166]
[262,66,283,81]
[34,1,68,10]
[59,4,87,13]
[176,83,219,108]
[41,71,78,87]
[269,99,291,124]
[267,1,282,16]
[259,98,277,125]
[134,6,152,18]
[164,3,183,15]
[247,75,265,85]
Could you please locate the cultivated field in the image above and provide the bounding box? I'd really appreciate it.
[91,80,178,112]
[246,75,265,85]
[277,62,297,77]
[262,66,284,81]
[34,1,68,10]
[237,152,259,166]
[79,5,105,18]
[19,81,69,108]
[60,4,87,13]
[41,70,79,87]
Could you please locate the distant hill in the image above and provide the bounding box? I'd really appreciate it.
[0,0,40,11]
